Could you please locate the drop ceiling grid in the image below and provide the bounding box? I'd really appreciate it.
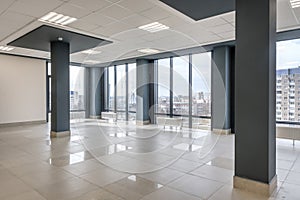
[0,0,300,64]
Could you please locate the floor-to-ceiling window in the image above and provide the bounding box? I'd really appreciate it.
[154,52,212,129]
[108,66,115,111]
[173,56,189,127]
[128,63,137,120]
[276,38,300,123]
[47,63,86,120]
[192,52,211,129]
[156,58,171,115]
[116,64,126,120]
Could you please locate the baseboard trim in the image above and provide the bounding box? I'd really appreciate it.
[233,175,277,197]
[136,120,150,125]
[213,128,232,135]
[0,120,46,127]
[50,130,71,138]
[89,115,101,119]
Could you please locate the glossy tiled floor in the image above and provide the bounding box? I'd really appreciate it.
[0,119,300,199]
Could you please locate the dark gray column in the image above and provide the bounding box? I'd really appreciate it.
[136,59,155,125]
[89,67,105,118]
[234,0,276,195]
[212,46,231,134]
[50,41,70,137]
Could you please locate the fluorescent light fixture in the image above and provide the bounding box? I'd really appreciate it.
[290,0,300,8]
[82,49,102,54]
[39,12,77,26]
[138,22,169,33]
[138,48,160,54]
[84,60,99,64]
[0,46,14,51]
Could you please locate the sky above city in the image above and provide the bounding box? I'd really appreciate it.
[277,38,300,70]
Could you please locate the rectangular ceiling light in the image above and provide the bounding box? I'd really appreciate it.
[290,0,300,8]
[39,12,77,26]
[0,46,14,51]
[82,49,102,54]
[138,22,169,33]
[138,48,160,54]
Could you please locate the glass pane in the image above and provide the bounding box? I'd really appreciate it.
[108,66,115,111]
[157,58,170,114]
[192,52,211,117]
[173,56,189,116]
[116,65,126,111]
[70,66,85,111]
[276,38,300,122]
[128,63,136,120]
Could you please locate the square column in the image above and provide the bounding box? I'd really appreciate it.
[89,67,105,119]
[50,41,70,137]
[235,0,277,196]
[136,59,155,125]
[212,46,233,134]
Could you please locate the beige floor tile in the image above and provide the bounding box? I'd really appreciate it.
[141,186,201,200]
[4,190,47,200]
[190,164,234,183]
[73,188,124,200]
[168,174,224,199]
[35,177,98,200]
[80,167,128,187]
[105,175,163,200]
[138,167,185,185]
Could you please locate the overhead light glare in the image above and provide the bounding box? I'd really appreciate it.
[138,48,160,54]
[138,22,169,33]
[39,12,77,26]
[0,46,14,51]
[290,0,300,8]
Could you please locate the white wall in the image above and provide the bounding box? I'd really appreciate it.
[0,54,46,124]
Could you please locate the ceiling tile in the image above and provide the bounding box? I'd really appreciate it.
[92,22,134,37]
[54,3,91,18]
[0,0,15,14]
[118,0,154,13]
[68,0,112,12]
[68,19,99,32]
[208,23,234,34]
[100,4,133,21]
[220,11,235,23]
[139,6,171,21]
[8,0,63,18]
[196,16,228,28]
[81,12,117,27]
[121,14,152,27]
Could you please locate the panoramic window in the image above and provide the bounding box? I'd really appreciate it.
[108,66,115,111]
[157,58,170,114]
[276,38,300,123]
[128,63,137,120]
[116,65,126,120]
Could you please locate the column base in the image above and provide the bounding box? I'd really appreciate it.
[50,131,71,138]
[233,175,277,197]
[90,115,101,119]
[136,120,150,125]
[213,128,231,135]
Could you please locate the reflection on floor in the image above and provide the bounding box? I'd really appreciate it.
[0,119,299,199]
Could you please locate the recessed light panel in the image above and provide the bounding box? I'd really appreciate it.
[0,46,14,51]
[138,48,160,54]
[138,22,169,33]
[290,0,300,8]
[82,49,102,54]
[39,12,77,26]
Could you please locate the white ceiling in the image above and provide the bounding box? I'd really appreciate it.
[0,0,300,65]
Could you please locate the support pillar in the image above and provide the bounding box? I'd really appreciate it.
[136,59,155,125]
[212,46,232,134]
[50,41,70,137]
[235,0,277,196]
[89,67,105,119]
